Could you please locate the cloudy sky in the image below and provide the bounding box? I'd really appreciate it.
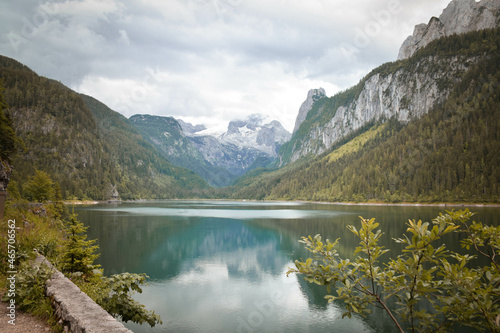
[0,0,452,131]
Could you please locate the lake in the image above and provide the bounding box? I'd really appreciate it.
[75,201,500,333]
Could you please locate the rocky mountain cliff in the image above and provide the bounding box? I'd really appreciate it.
[176,119,206,135]
[130,113,290,187]
[280,0,500,166]
[280,54,476,165]
[292,88,326,134]
[398,0,500,59]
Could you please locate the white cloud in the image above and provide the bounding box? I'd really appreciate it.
[0,0,452,132]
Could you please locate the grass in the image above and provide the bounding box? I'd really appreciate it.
[323,124,386,164]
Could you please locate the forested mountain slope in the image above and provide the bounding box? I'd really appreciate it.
[0,56,208,200]
[81,95,209,199]
[227,29,500,203]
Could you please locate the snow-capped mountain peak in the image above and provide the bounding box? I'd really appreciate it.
[219,114,291,155]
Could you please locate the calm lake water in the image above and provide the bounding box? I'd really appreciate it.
[75,201,500,333]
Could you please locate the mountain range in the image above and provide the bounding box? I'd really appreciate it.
[1,0,499,203]
[129,113,290,187]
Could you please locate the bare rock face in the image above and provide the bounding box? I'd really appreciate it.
[292,88,326,134]
[398,0,500,60]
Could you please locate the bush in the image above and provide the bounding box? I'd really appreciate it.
[23,170,56,203]
[1,260,60,330]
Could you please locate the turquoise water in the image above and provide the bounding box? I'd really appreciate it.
[75,201,500,333]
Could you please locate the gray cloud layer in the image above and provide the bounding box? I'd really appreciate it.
[0,0,451,130]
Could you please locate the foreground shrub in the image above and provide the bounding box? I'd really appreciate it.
[288,210,500,332]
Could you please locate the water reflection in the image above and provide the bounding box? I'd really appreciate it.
[75,202,500,333]
[86,206,345,220]
[137,218,290,281]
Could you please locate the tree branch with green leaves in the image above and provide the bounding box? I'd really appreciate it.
[287,209,500,333]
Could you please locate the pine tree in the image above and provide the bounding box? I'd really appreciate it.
[61,214,100,276]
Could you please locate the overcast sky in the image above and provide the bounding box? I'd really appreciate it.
[0,0,452,131]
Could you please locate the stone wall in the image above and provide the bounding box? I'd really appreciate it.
[35,255,133,333]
